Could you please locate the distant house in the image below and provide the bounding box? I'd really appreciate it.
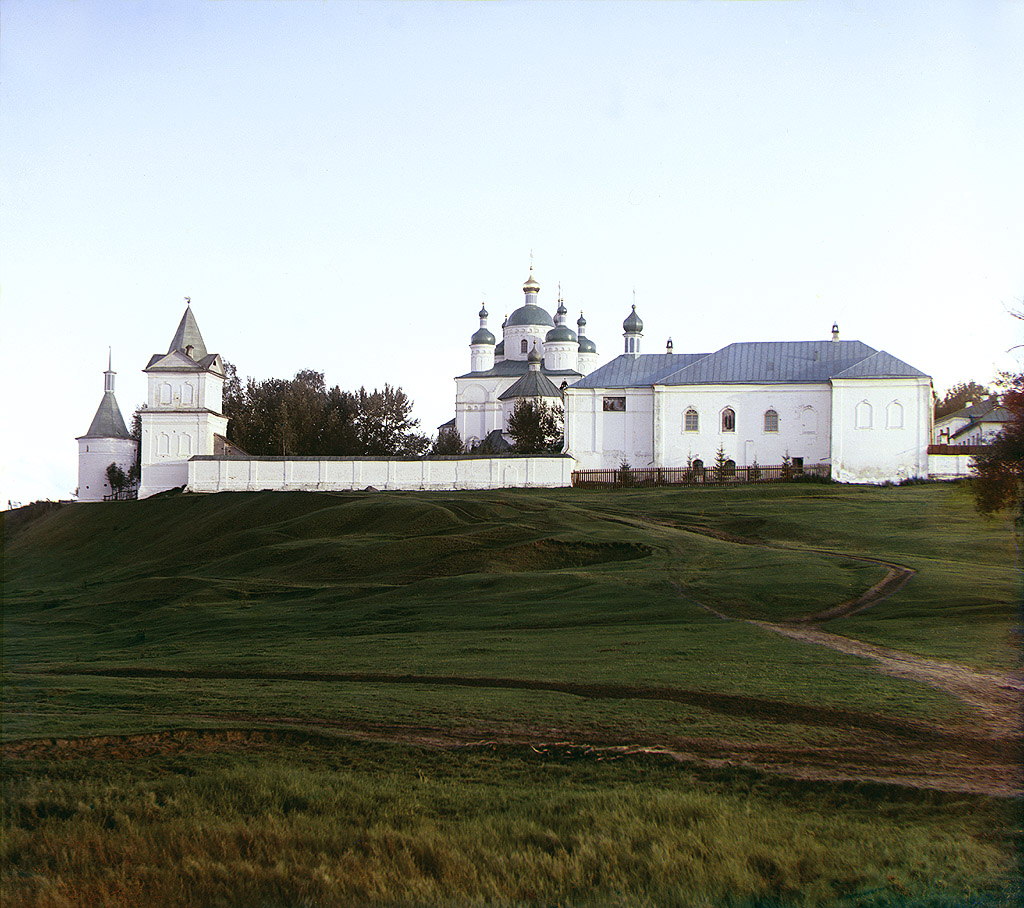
[933,399,1010,446]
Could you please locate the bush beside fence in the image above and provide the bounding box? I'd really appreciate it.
[571,463,831,488]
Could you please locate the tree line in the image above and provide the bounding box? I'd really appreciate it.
[221,363,430,457]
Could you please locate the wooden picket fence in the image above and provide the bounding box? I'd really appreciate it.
[571,462,830,488]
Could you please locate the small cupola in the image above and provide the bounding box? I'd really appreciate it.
[623,302,643,355]
[470,303,496,346]
[666,338,674,354]
[832,322,840,343]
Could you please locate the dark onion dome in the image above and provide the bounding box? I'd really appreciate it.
[527,345,543,364]
[577,313,587,329]
[471,327,496,345]
[545,324,577,343]
[479,304,488,318]
[494,339,505,356]
[506,303,554,327]
[623,304,643,333]
[578,335,597,354]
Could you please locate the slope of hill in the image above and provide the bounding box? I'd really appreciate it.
[2,484,1020,907]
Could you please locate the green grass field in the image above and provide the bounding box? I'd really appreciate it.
[2,482,1020,907]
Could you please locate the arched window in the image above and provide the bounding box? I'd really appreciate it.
[684,409,699,432]
[181,383,194,405]
[763,409,779,433]
[801,406,818,435]
[886,401,904,429]
[178,434,192,456]
[158,433,170,455]
[721,408,735,432]
[159,383,172,405]
[855,400,873,429]
[521,339,528,354]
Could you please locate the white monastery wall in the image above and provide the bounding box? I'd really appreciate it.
[187,456,575,493]
[654,383,833,470]
[563,388,655,469]
[830,378,932,483]
[927,451,977,479]
[76,437,137,501]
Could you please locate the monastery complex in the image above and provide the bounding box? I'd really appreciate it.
[77,267,951,500]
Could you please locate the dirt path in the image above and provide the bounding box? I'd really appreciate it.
[750,621,1023,739]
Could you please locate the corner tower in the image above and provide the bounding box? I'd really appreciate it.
[76,352,138,501]
[138,300,228,499]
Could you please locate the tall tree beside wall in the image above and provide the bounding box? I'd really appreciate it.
[221,363,423,457]
[354,385,429,456]
[971,372,1024,519]
[935,381,992,418]
[507,400,564,454]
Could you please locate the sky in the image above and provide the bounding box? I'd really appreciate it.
[2,0,1022,504]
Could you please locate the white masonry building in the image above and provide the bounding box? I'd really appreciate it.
[563,309,934,483]
[76,354,138,501]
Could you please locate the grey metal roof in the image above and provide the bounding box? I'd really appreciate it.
[660,340,885,385]
[938,399,1005,423]
[168,306,208,359]
[494,340,505,355]
[81,392,131,439]
[498,368,564,401]
[571,353,707,389]
[457,359,581,380]
[145,350,223,373]
[506,304,554,328]
[832,349,928,379]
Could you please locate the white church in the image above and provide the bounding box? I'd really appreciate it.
[77,270,935,498]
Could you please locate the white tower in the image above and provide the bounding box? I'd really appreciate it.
[76,351,138,501]
[138,301,228,499]
[576,313,599,375]
[469,303,496,372]
[543,287,579,372]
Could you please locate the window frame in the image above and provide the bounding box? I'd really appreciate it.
[721,407,735,433]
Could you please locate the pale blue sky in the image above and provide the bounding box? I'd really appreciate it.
[3,1,1022,503]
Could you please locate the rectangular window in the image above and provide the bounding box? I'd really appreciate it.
[603,397,626,412]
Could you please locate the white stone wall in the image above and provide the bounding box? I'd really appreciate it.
[830,377,932,483]
[563,388,656,469]
[455,376,509,448]
[187,456,575,493]
[928,451,977,478]
[77,437,137,501]
[139,409,229,497]
[503,325,547,361]
[654,383,833,470]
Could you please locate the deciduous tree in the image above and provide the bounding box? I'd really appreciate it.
[971,373,1024,519]
[507,400,563,454]
[935,381,991,419]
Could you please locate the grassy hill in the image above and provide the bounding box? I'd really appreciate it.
[2,483,1020,907]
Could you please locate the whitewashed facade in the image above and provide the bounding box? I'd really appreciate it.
[76,356,137,501]
[565,313,933,483]
[138,305,228,499]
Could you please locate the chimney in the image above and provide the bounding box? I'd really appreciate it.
[666,338,674,354]
[831,323,839,343]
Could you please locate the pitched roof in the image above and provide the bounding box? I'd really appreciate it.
[457,359,581,380]
[832,350,928,379]
[168,306,208,360]
[571,353,707,389]
[660,341,884,385]
[498,369,564,401]
[939,398,1007,423]
[81,392,131,439]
